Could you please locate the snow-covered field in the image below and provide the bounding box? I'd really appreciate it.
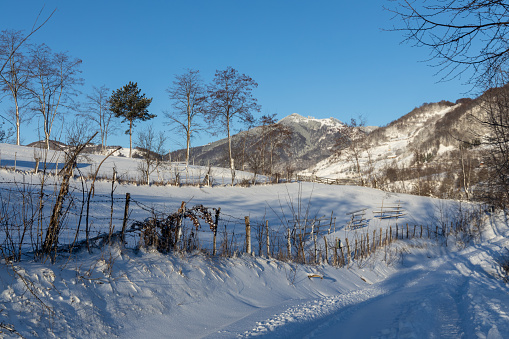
[0,143,508,338]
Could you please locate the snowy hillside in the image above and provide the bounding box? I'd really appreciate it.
[303,101,460,178]
[0,143,507,338]
[170,113,349,172]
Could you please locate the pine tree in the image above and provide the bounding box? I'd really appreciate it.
[109,81,154,157]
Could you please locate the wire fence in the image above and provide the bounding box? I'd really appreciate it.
[0,176,485,266]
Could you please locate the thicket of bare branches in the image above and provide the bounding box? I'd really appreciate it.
[166,69,206,167]
[136,125,167,185]
[387,0,509,86]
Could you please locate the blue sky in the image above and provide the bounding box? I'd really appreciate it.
[1,1,473,149]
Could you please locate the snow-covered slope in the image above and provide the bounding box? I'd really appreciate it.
[0,144,507,338]
[302,100,476,181]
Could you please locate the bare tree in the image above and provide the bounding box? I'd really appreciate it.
[207,66,261,183]
[0,7,55,75]
[266,119,293,177]
[0,30,31,145]
[166,69,206,166]
[136,125,167,185]
[334,117,368,185]
[83,85,117,151]
[26,44,83,149]
[473,86,509,206]
[387,0,509,86]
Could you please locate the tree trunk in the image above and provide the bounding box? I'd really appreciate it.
[15,98,20,146]
[129,119,133,158]
[186,116,191,167]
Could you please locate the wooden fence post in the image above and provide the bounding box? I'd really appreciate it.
[313,234,318,264]
[339,242,344,267]
[334,238,338,266]
[175,202,185,250]
[389,226,393,243]
[211,208,220,256]
[287,228,292,259]
[324,236,329,264]
[354,239,358,261]
[245,216,251,255]
[121,193,131,244]
[373,230,377,252]
[406,223,409,239]
[396,225,398,240]
[299,234,304,263]
[265,220,270,257]
[346,238,350,266]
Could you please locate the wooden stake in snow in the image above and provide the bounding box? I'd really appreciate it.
[346,238,350,266]
[245,216,251,255]
[324,236,329,264]
[265,220,270,257]
[121,193,131,244]
[287,228,292,259]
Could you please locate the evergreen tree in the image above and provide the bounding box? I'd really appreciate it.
[109,81,154,157]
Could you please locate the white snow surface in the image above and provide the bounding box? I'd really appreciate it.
[0,143,508,338]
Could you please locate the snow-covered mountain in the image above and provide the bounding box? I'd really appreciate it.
[170,113,351,172]
[301,97,489,198]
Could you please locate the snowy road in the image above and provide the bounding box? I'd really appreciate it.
[238,244,509,338]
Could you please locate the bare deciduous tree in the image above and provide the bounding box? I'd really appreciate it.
[387,0,509,86]
[334,117,368,186]
[0,7,55,75]
[26,44,83,150]
[83,85,117,151]
[473,86,509,206]
[166,69,206,166]
[0,30,31,145]
[206,66,261,183]
[136,125,167,185]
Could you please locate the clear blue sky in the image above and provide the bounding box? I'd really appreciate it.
[1,0,473,149]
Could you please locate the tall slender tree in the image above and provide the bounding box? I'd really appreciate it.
[206,67,260,182]
[26,44,83,150]
[109,81,154,158]
[0,30,30,145]
[166,69,206,166]
[83,85,117,151]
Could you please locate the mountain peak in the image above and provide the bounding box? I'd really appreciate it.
[279,113,344,127]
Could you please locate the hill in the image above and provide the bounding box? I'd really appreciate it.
[169,113,359,174]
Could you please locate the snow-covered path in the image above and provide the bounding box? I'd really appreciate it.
[238,223,509,339]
